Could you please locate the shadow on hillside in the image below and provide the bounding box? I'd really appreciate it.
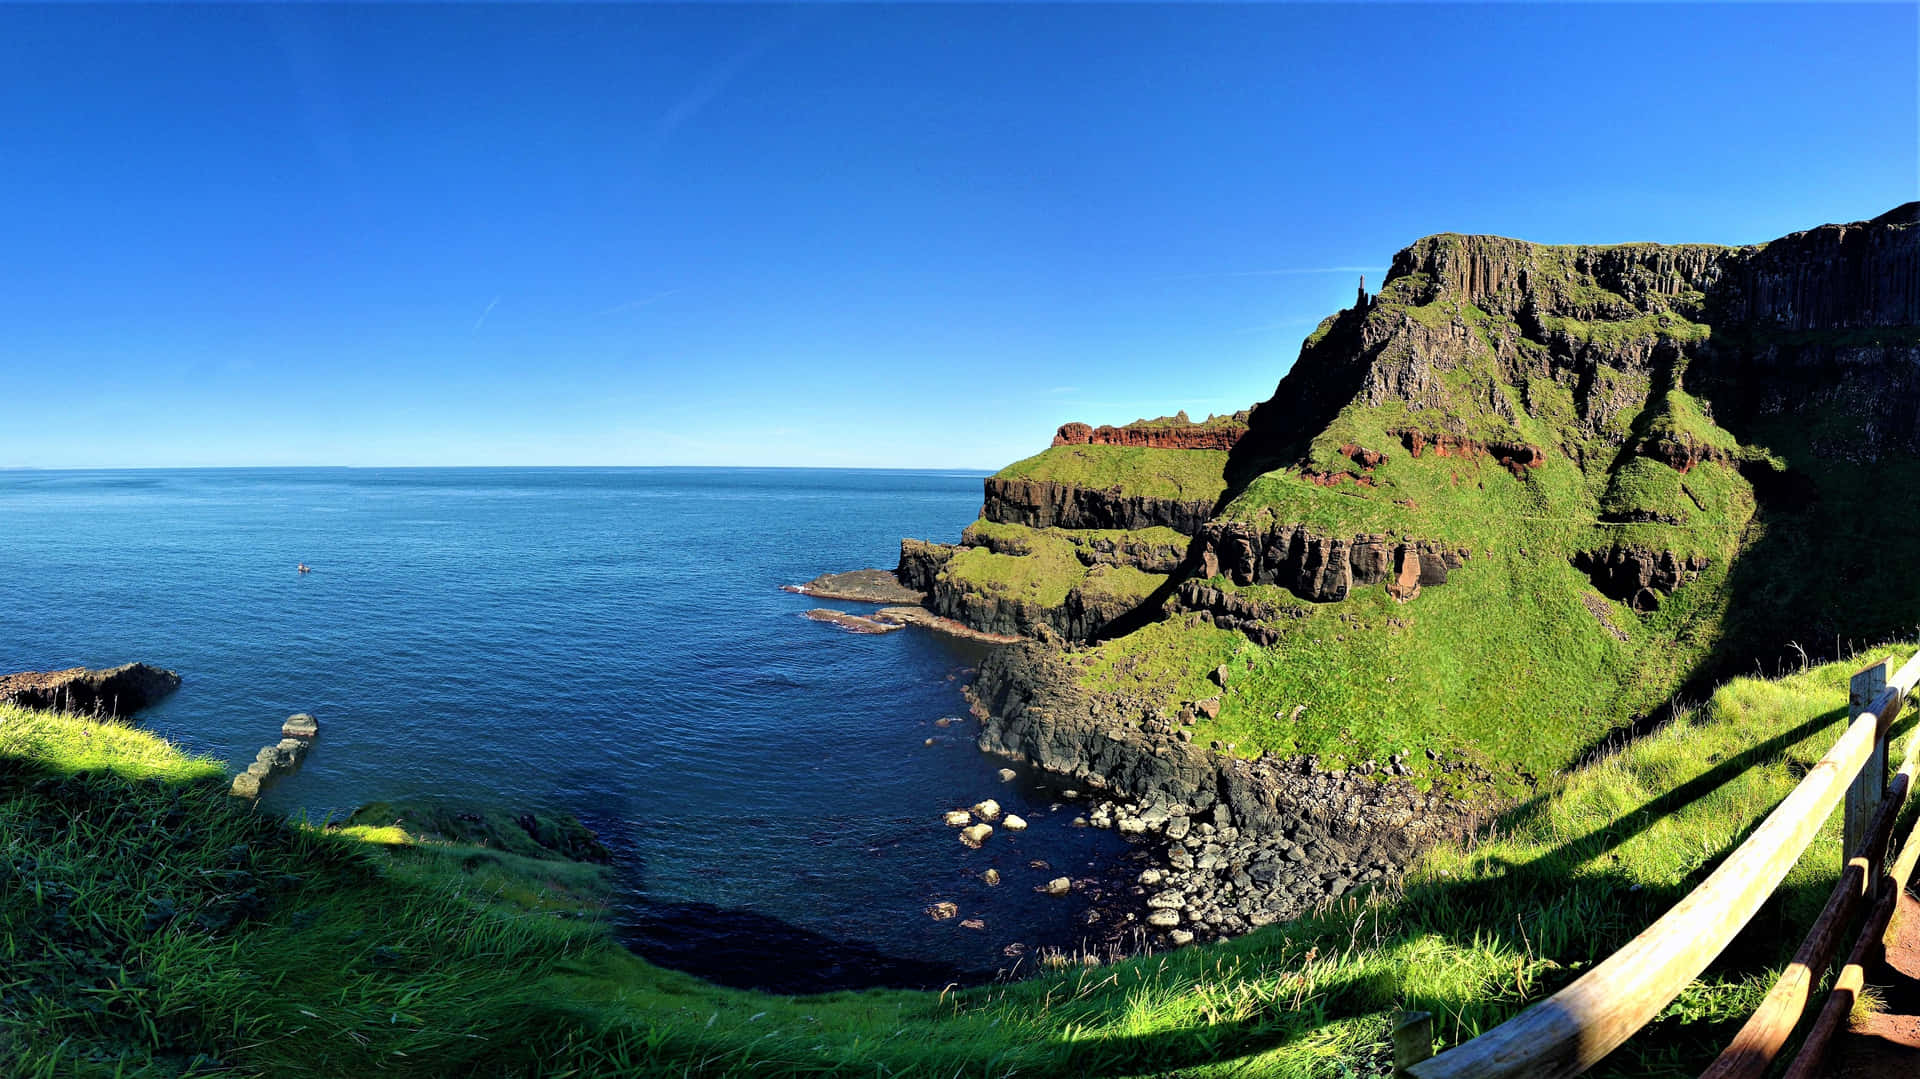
[617,900,984,994]
[1020,708,1915,1076]
[1216,301,1380,510]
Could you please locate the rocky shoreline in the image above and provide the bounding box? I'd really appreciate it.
[791,559,1500,955]
[964,642,1497,949]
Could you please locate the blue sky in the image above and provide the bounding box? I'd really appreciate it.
[1,3,1914,469]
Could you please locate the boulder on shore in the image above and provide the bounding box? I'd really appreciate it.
[959,823,994,848]
[0,663,181,717]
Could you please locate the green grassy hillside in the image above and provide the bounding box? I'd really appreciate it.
[5,643,1908,1076]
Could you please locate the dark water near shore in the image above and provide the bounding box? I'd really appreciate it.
[0,468,1132,989]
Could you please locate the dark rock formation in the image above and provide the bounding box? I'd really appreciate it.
[925,569,1149,642]
[969,644,1487,941]
[1639,434,1733,474]
[984,478,1216,534]
[1174,581,1299,645]
[784,568,925,605]
[1573,546,1710,612]
[1393,429,1546,477]
[896,539,956,592]
[0,663,181,717]
[1192,520,1467,603]
[804,609,904,635]
[232,713,317,799]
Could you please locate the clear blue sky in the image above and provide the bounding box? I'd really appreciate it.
[2,3,1914,469]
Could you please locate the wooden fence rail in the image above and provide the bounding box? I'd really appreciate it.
[1396,650,1920,1079]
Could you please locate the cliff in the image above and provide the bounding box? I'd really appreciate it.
[902,201,1920,786]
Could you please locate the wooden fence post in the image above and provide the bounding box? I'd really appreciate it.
[1393,1010,1433,1076]
[1846,659,1893,869]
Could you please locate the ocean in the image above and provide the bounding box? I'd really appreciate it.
[0,467,1133,990]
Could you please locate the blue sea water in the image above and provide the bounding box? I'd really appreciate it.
[0,467,1132,989]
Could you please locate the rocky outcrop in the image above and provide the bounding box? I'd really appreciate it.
[1573,546,1710,612]
[984,478,1215,534]
[1193,521,1468,603]
[784,568,925,605]
[1393,429,1546,477]
[1639,434,1734,474]
[968,645,1488,941]
[896,539,956,592]
[1053,412,1250,451]
[1718,204,1920,331]
[926,567,1152,642]
[232,713,316,799]
[804,609,904,634]
[1174,581,1302,645]
[0,663,181,717]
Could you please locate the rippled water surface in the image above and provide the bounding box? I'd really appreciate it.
[0,468,1130,988]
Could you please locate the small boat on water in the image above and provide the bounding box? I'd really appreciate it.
[297,563,311,574]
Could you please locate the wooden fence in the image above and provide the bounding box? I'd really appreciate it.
[1394,650,1920,1078]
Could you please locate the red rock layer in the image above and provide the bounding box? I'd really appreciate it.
[1053,420,1248,451]
[1392,429,1545,478]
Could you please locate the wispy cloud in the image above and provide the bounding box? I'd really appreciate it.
[597,289,681,317]
[657,30,783,141]
[471,296,500,333]
[1046,386,1080,395]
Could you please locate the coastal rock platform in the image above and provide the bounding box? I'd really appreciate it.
[783,569,925,605]
[0,662,181,717]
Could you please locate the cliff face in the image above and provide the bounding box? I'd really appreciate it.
[982,477,1216,534]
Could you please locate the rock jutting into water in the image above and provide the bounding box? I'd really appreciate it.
[0,662,181,717]
[231,713,317,799]
[783,568,926,605]
[803,608,905,634]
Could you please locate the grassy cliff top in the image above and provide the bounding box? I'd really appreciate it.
[5,646,1895,1076]
[994,444,1230,501]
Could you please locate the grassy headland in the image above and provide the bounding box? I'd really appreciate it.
[5,641,1905,1076]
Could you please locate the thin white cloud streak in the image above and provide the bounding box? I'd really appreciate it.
[472,297,500,333]
[657,31,782,141]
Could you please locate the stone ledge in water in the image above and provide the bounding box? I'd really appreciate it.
[231,714,318,799]
[870,606,1022,644]
[0,662,181,717]
[783,568,925,605]
[803,608,905,635]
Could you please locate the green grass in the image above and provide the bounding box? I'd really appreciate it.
[961,519,1189,561]
[995,445,1231,502]
[5,645,1902,1077]
[944,533,1091,609]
